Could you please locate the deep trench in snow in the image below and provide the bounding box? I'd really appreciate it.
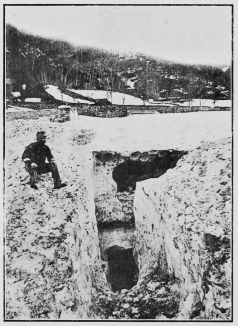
[94,149,187,292]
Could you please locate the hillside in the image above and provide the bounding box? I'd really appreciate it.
[6,24,231,102]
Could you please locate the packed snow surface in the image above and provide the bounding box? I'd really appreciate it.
[70,111,231,152]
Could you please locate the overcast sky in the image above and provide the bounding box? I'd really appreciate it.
[6,5,232,66]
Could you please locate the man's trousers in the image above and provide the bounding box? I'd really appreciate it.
[25,162,62,188]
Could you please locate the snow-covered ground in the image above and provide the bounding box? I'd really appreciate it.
[67,111,231,153]
[68,89,152,106]
[174,99,231,107]
[5,110,231,320]
[44,85,94,104]
[6,105,34,112]
[214,100,231,107]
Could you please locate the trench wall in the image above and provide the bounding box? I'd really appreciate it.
[92,150,187,225]
[5,119,107,320]
[93,151,130,225]
[133,137,231,320]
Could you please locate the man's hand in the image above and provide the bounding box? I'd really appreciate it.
[50,158,55,163]
[23,158,31,169]
[31,163,38,168]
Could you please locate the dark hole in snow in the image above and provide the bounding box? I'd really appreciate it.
[105,245,138,292]
[112,151,187,192]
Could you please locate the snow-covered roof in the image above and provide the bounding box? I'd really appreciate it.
[12,92,21,97]
[58,105,72,109]
[25,98,41,103]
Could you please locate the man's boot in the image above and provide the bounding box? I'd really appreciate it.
[50,162,67,189]
[54,182,67,189]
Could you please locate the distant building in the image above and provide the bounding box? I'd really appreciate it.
[6,78,14,98]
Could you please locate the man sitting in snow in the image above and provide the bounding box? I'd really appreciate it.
[22,131,67,190]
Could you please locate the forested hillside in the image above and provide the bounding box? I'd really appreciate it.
[6,24,231,101]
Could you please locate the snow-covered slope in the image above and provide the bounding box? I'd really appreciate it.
[44,85,94,104]
[69,89,152,106]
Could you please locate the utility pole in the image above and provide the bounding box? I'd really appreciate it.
[110,61,116,102]
[80,47,83,88]
[111,67,113,90]
[189,86,192,109]
[76,52,78,86]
